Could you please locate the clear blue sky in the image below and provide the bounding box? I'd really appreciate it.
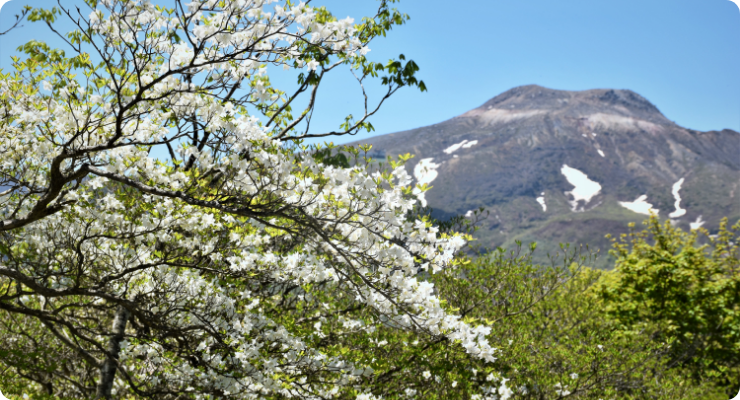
[1,0,738,145]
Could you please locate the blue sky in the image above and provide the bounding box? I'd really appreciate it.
[1,0,738,145]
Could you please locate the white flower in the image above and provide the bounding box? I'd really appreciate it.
[89,11,99,23]
[554,382,571,397]
[140,74,154,86]
[498,378,514,400]
[306,59,320,71]
[356,394,381,400]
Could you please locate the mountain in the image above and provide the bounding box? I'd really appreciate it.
[350,85,740,268]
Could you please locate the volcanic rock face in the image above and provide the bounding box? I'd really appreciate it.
[351,85,740,268]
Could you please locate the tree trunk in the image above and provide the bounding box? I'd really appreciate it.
[96,305,129,399]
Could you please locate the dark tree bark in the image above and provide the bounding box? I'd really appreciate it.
[96,306,130,399]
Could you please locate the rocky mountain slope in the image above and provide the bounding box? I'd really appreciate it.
[350,85,740,268]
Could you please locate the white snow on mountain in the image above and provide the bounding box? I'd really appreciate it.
[536,192,547,211]
[443,139,478,154]
[668,178,687,218]
[561,164,602,211]
[690,215,705,230]
[619,195,659,215]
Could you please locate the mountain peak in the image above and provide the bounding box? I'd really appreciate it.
[466,85,668,123]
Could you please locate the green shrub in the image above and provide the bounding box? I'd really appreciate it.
[598,216,740,394]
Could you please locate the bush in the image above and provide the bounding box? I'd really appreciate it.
[597,216,740,395]
[431,244,723,399]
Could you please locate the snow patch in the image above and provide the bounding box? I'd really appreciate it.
[413,158,440,207]
[443,140,466,154]
[690,215,705,230]
[561,164,602,211]
[668,178,687,218]
[619,195,659,216]
[536,192,547,212]
[597,149,605,157]
[443,139,478,154]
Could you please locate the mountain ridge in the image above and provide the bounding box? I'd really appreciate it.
[351,85,740,268]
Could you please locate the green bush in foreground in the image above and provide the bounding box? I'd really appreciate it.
[598,216,740,396]
[425,245,722,399]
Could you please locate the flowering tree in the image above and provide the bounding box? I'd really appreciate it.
[0,0,503,398]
